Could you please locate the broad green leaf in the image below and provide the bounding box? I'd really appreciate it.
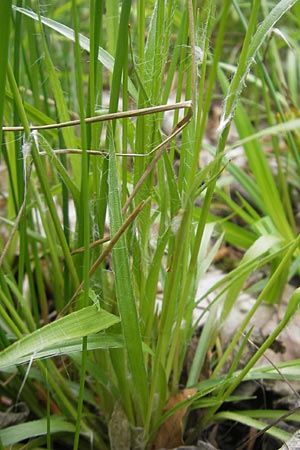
[0,416,75,446]
[0,306,120,370]
[2,333,125,367]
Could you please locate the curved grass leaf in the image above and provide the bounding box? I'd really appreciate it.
[220,0,299,131]
[0,306,120,370]
[2,333,125,368]
[213,411,291,443]
[13,6,138,101]
[0,416,75,447]
[228,117,300,151]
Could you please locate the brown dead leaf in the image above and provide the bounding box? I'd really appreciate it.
[153,388,197,449]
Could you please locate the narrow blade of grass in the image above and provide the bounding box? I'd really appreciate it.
[107,123,148,423]
[0,0,12,147]
[13,6,138,101]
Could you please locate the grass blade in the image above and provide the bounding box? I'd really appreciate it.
[0,416,75,447]
[13,5,138,101]
[107,123,148,423]
[0,0,12,147]
[0,306,120,370]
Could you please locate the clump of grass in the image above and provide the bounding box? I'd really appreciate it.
[1,1,300,449]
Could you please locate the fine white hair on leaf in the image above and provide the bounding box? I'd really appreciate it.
[195,45,204,65]
[21,134,32,161]
[16,352,35,405]
[32,129,39,151]
[21,133,33,186]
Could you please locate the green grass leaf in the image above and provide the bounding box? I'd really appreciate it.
[0,416,75,447]
[13,6,138,101]
[107,123,149,422]
[0,0,12,147]
[0,306,120,370]
[214,411,291,443]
